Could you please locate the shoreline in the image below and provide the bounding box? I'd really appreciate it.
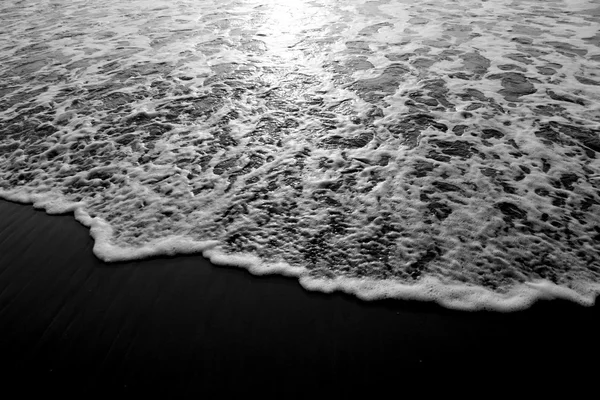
[1,198,600,394]
[3,190,598,312]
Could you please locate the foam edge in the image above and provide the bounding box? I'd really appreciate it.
[0,189,220,262]
[200,246,600,312]
[1,188,599,312]
[298,275,600,311]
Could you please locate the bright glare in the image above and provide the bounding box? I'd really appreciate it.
[259,0,321,50]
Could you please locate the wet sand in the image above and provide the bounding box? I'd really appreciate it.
[1,198,599,395]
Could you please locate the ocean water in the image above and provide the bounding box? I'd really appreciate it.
[1,0,599,310]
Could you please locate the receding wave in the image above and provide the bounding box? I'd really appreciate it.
[1,0,600,310]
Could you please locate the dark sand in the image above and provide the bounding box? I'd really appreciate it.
[1,199,599,395]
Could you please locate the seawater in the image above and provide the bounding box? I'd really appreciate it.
[1,0,600,310]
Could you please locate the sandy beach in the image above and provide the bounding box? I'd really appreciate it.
[1,198,599,396]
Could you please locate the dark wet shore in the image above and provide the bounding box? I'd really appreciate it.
[1,199,599,396]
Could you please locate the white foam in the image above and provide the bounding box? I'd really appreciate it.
[2,185,600,311]
[1,0,600,311]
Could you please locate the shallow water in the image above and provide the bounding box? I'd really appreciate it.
[1,0,600,310]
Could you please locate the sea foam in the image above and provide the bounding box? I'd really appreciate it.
[1,0,600,311]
